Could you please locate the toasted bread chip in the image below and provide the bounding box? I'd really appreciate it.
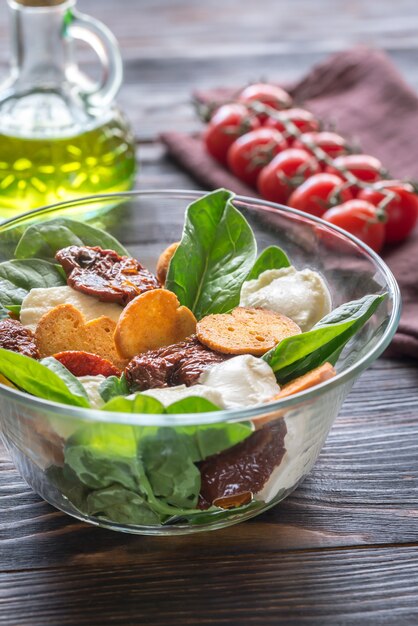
[253,362,337,429]
[271,362,336,400]
[197,307,301,356]
[156,241,180,285]
[115,289,197,359]
[35,304,125,368]
[54,351,121,377]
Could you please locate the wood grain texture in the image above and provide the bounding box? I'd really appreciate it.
[1,547,418,626]
[1,1,418,624]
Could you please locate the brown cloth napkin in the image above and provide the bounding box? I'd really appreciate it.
[161,47,418,359]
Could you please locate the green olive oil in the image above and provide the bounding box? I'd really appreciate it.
[0,116,136,217]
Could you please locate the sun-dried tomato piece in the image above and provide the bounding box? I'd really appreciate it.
[0,318,39,359]
[213,491,253,509]
[53,351,121,377]
[55,246,160,305]
[124,336,231,391]
[198,420,287,508]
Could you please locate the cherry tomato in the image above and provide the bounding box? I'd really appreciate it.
[204,103,260,165]
[257,148,320,204]
[288,173,354,217]
[293,131,349,164]
[265,108,320,139]
[238,83,293,122]
[358,180,418,243]
[325,154,383,186]
[227,128,288,187]
[322,200,385,252]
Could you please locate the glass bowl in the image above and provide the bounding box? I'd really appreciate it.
[0,190,401,535]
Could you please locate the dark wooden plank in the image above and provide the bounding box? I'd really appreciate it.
[1,358,418,572]
[1,2,418,140]
[1,546,418,625]
[3,0,418,59]
[137,143,200,188]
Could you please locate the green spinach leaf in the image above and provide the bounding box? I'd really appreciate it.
[139,429,201,509]
[47,461,161,523]
[46,464,90,512]
[0,303,9,320]
[102,394,222,415]
[0,224,26,261]
[165,188,257,319]
[0,259,66,311]
[0,349,90,407]
[98,373,130,403]
[175,422,253,460]
[100,393,165,414]
[165,396,221,414]
[4,305,20,316]
[263,293,386,383]
[40,357,89,405]
[247,245,290,281]
[86,485,160,525]
[67,423,138,458]
[65,446,140,491]
[14,217,129,260]
[65,423,140,490]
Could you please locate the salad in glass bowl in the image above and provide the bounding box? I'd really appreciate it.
[0,189,400,534]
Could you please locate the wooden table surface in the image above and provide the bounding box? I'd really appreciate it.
[1,1,418,624]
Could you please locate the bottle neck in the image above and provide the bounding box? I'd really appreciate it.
[8,0,75,89]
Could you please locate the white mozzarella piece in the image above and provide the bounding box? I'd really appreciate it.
[198,354,280,408]
[240,266,332,331]
[77,374,107,409]
[140,384,224,408]
[20,285,122,331]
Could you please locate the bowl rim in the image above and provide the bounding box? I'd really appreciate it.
[0,189,401,426]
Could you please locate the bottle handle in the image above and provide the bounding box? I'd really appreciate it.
[66,10,123,108]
